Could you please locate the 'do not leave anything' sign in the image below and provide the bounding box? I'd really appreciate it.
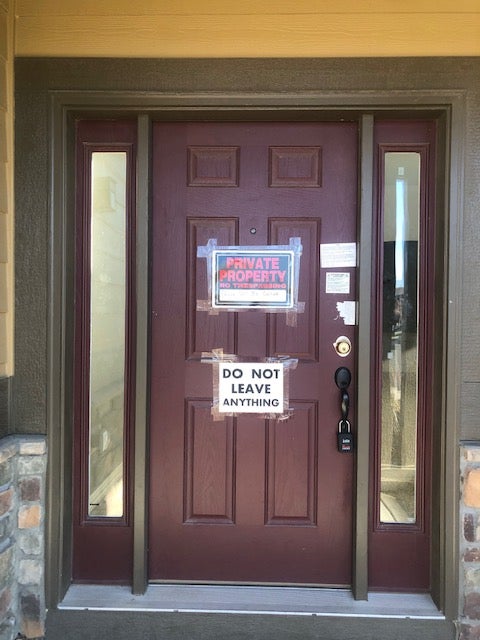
[218,362,284,413]
[212,249,294,309]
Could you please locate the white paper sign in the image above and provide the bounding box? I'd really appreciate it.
[326,272,350,294]
[218,362,284,413]
[321,243,357,268]
[336,301,357,326]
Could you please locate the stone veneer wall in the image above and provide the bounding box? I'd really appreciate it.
[460,444,480,639]
[0,436,46,640]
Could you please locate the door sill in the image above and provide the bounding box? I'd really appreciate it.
[59,584,444,619]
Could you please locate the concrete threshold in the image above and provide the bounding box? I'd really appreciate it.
[59,583,444,619]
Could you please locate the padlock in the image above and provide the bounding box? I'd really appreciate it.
[337,419,353,453]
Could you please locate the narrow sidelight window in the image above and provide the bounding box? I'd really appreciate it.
[88,152,127,517]
[370,121,435,591]
[73,120,136,582]
[380,152,420,524]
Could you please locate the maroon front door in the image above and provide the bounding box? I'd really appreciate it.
[149,122,358,585]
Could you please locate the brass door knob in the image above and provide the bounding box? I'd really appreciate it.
[333,336,351,357]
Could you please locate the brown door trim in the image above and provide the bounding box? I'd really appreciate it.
[354,113,375,600]
[46,89,463,620]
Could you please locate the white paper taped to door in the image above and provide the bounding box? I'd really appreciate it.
[336,301,357,326]
[326,272,350,294]
[201,348,298,421]
[320,243,357,268]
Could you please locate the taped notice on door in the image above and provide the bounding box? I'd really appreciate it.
[326,272,350,294]
[196,238,305,327]
[336,301,357,326]
[201,349,298,420]
[212,250,294,308]
[321,243,357,269]
[218,362,284,413]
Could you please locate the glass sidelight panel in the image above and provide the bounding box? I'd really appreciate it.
[74,121,136,581]
[88,152,127,517]
[380,152,420,524]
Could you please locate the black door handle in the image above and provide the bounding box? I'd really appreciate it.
[335,367,351,421]
[335,366,351,390]
[341,390,349,422]
[335,367,353,453]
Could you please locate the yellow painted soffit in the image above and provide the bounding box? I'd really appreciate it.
[13,4,480,58]
[14,0,480,15]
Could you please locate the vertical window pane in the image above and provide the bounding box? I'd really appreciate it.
[380,152,420,524]
[88,152,127,517]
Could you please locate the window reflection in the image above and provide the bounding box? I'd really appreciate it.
[380,152,420,524]
[88,152,127,518]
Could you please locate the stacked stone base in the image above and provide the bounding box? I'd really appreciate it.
[0,436,46,640]
[2,436,480,638]
[460,445,480,639]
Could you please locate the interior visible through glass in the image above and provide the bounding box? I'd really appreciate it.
[88,152,127,517]
[380,152,420,524]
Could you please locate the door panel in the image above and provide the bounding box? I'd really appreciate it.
[186,217,238,358]
[266,401,318,526]
[268,218,320,360]
[149,122,358,585]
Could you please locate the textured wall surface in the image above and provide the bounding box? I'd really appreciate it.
[13,76,48,435]
[10,58,480,638]
[13,56,480,438]
[0,379,10,440]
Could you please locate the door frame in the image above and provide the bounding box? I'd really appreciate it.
[46,89,464,617]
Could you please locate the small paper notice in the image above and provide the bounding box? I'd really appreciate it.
[336,301,357,326]
[326,272,350,294]
[321,243,357,268]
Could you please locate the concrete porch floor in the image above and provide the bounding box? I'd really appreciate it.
[44,584,456,639]
[58,583,444,618]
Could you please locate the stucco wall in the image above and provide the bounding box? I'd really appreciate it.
[13,76,48,435]
[7,56,480,640]
[12,56,480,439]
